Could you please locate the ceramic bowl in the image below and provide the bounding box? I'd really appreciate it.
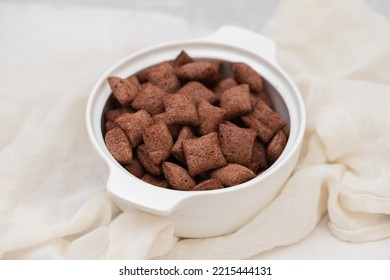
[86,26,306,238]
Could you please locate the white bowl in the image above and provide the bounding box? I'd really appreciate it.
[86,26,306,238]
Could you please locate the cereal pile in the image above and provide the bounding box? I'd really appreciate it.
[103,51,288,191]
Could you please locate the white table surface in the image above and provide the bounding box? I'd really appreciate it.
[2,0,389,260]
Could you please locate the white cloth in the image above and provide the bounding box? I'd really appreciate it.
[1,0,389,259]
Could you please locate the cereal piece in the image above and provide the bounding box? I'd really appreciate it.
[176,81,217,104]
[170,126,196,163]
[105,121,116,132]
[124,158,145,179]
[197,100,226,135]
[163,94,199,126]
[182,132,227,176]
[115,110,154,148]
[282,126,290,138]
[211,163,255,187]
[136,144,162,175]
[107,76,140,106]
[143,122,173,165]
[152,112,181,140]
[258,90,273,109]
[242,100,286,143]
[162,162,196,191]
[249,138,268,173]
[131,83,167,116]
[126,75,141,88]
[104,127,132,164]
[104,107,132,122]
[145,61,180,93]
[176,61,219,83]
[141,173,169,188]
[210,61,222,74]
[218,121,257,167]
[267,130,288,164]
[192,178,223,191]
[213,77,238,99]
[220,84,252,119]
[249,90,274,110]
[172,50,194,68]
[231,62,263,93]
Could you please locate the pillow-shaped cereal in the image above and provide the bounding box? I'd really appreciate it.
[141,173,169,188]
[176,61,219,83]
[125,158,145,179]
[197,100,226,136]
[114,110,154,148]
[107,76,140,106]
[145,61,180,93]
[136,144,163,176]
[163,94,199,126]
[211,163,255,187]
[182,132,227,176]
[213,77,238,100]
[162,162,196,191]
[192,178,223,191]
[171,126,196,163]
[131,83,167,116]
[231,62,263,93]
[143,122,173,165]
[249,139,268,173]
[104,127,132,164]
[267,130,288,164]
[172,50,194,68]
[220,84,252,119]
[176,81,217,105]
[241,99,286,143]
[218,121,257,167]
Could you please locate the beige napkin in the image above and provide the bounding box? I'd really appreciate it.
[1,0,389,259]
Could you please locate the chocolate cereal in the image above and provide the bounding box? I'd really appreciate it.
[103,50,289,191]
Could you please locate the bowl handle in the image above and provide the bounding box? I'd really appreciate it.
[106,165,193,216]
[203,25,278,64]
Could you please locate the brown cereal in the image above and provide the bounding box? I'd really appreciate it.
[162,162,196,191]
[213,77,238,99]
[170,126,197,163]
[249,139,268,173]
[182,132,227,176]
[115,110,154,148]
[136,144,162,175]
[231,62,263,93]
[145,61,181,93]
[192,178,223,191]
[163,94,199,126]
[197,100,226,136]
[211,163,256,187]
[176,61,219,83]
[143,122,173,165]
[218,121,257,167]
[241,100,286,143]
[104,107,133,122]
[267,130,288,164]
[176,81,217,105]
[131,83,167,116]
[141,173,169,188]
[172,50,194,68]
[108,76,140,106]
[152,112,181,140]
[103,50,289,191]
[220,84,252,119]
[104,127,132,164]
[124,158,145,179]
